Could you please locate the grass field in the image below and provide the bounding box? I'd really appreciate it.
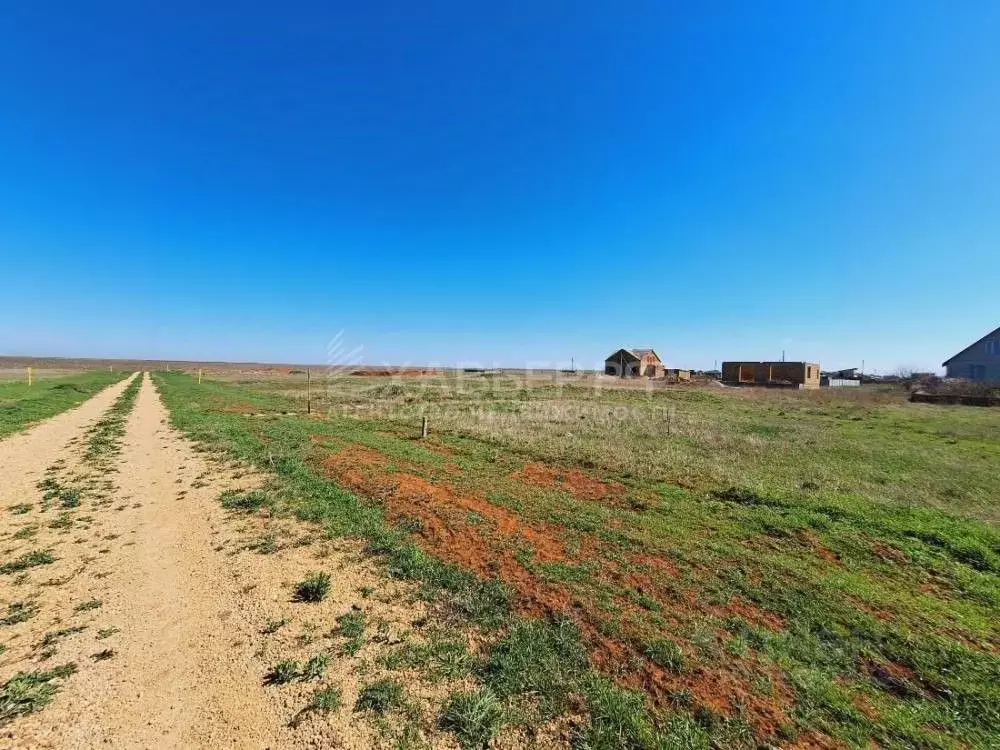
[155,370,1000,749]
[0,371,127,438]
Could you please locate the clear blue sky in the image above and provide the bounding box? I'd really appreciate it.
[1,1,997,373]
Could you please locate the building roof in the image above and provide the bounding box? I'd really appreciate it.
[604,348,662,363]
[942,324,1000,366]
[629,349,660,362]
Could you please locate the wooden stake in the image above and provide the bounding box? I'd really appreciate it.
[26,367,32,386]
[198,368,203,384]
[421,416,428,439]
[306,369,311,414]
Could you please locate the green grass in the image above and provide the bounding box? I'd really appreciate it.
[355,679,406,714]
[0,371,126,438]
[219,489,270,512]
[1,549,56,575]
[153,371,1000,749]
[302,653,330,681]
[83,376,141,464]
[265,660,300,685]
[0,601,40,626]
[310,686,342,712]
[0,664,76,725]
[294,572,331,602]
[334,609,366,655]
[439,689,503,749]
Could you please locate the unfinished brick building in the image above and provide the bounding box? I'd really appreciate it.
[604,348,664,378]
[722,361,821,389]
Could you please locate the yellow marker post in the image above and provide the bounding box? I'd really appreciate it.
[26,367,33,386]
[198,368,203,384]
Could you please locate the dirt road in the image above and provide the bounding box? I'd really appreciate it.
[1,374,460,749]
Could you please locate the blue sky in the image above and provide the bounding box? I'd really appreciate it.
[1,1,998,373]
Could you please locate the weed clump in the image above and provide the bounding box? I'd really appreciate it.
[294,572,331,602]
[711,487,771,506]
[644,638,684,673]
[58,489,81,508]
[220,489,270,512]
[1,550,55,575]
[1,601,39,626]
[355,679,405,714]
[311,686,342,712]
[261,618,287,634]
[265,660,300,685]
[0,664,76,724]
[302,653,330,681]
[439,689,503,749]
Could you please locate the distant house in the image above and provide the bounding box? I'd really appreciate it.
[604,348,664,378]
[942,325,1000,381]
[722,361,821,389]
[827,367,859,380]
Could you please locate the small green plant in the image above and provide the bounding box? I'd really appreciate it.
[644,638,684,673]
[335,609,366,655]
[74,599,103,613]
[13,525,38,540]
[1,601,39,626]
[265,660,300,685]
[220,489,269,512]
[40,626,86,649]
[48,513,74,530]
[358,585,375,598]
[58,489,81,508]
[294,572,331,602]
[335,609,365,638]
[302,653,330,681]
[310,686,342,712]
[9,504,32,515]
[254,534,278,554]
[439,689,504,749]
[354,679,405,714]
[91,649,115,661]
[96,627,119,640]
[261,618,287,634]
[0,664,77,724]
[1,549,55,575]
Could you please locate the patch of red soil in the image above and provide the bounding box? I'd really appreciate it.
[847,594,896,624]
[514,462,627,504]
[320,445,795,738]
[872,542,909,565]
[797,530,842,566]
[851,693,879,721]
[320,446,581,620]
[709,595,786,633]
[864,659,917,697]
[420,441,455,457]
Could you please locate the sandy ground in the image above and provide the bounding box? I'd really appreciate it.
[0,374,479,749]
